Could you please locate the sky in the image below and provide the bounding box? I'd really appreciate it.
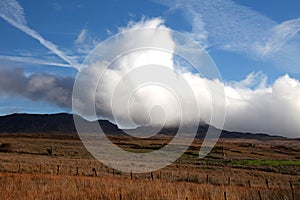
[0,0,300,138]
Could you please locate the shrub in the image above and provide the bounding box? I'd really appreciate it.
[46,148,53,155]
[0,143,13,152]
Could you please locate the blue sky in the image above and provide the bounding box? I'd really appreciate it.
[0,0,300,137]
[0,1,299,79]
[1,0,299,79]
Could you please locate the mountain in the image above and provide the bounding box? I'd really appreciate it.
[0,113,120,134]
[0,113,286,139]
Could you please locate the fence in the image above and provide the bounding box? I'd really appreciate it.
[0,162,299,200]
[1,162,299,191]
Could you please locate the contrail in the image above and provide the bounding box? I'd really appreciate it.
[0,0,80,70]
[0,55,73,68]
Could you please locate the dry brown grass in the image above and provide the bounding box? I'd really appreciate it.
[0,172,297,200]
[0,134,299,199]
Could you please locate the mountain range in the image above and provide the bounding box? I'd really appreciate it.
[0,113,286,139]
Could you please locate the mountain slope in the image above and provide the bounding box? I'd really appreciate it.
[0,113,286,139]
[0,113,119,134]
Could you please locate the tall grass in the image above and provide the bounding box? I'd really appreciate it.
[0,135,299,199]
[0,172,295,200]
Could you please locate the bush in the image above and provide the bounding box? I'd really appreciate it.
[46,148,53,155]
[0,143,13,152]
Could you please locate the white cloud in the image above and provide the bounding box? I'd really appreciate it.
[75,28,88,45]
[159,0,276,51]
[224,74,300,138]
[72,18,300,138]
[255,18,300,55]
[0,55,72,68]
[230,72,267,89]
[154,0,300,73]
[118,17,166,32]
[1,1,299,138]
[73,18,178,128]
[0,0,79,69]
[0,0,26,25]
[74,28,98,54]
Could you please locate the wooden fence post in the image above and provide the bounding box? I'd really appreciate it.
[224,191,227,200]
[56,165,60,175]
[228,177,231,186]
[289,181,295,200]
[289,181,293,190]
[119,193,122,200]
[76,167,79,176]
[265,178,269,188]
[131,171,133,180]
[206,174,209,184]
[248,180,251,188]
[39,164,42,173]
[258,190,262,200]
[92,168,97,176]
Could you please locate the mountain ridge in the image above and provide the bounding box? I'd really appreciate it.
[0,113,287,139]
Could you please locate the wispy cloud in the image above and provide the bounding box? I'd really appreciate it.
[0,55,73,68]
[156,0,276,50]
[230,71,267,89]
[74,28,98,54]
[154,0,300,73]
[255,18,300,55]
[0,0,80,69]
[75,28,88,45]
[0,0,26,25]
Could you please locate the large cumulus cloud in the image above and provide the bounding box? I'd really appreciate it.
[1,18,300,138]
[72,18,300,138]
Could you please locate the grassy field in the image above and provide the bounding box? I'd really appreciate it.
[0,133,299,199]
[0,172,296,200]
[228,159,300,166]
